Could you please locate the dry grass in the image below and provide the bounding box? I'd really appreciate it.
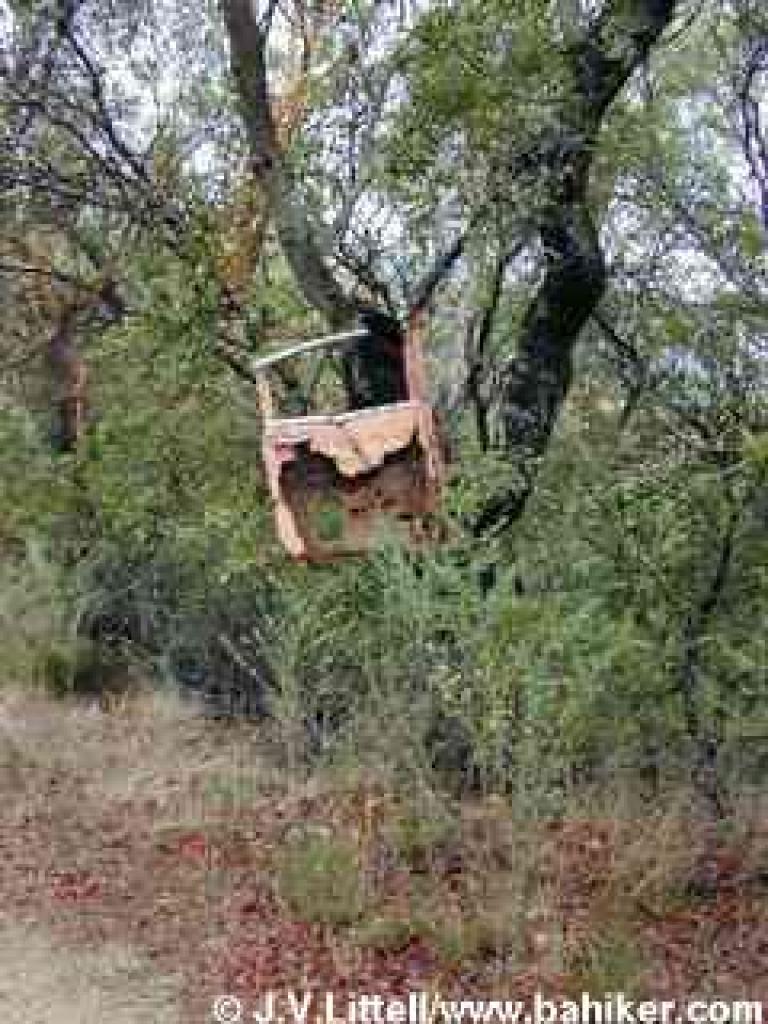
[0,683,280,816]
[0,923,181,1023]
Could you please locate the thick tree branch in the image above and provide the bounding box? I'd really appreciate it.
[738,37,768,230]
[678,485,752,831]
[477,0,678,534]
[462,246,523,450]
[409,230,470,315]
[221,0,357,328]
[593,309,650,429]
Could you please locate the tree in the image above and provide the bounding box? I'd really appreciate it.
[220,0,679,532]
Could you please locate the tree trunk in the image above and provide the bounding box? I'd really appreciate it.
[477,0,678,533]
[46,306,87,453]
[678,496,746,895]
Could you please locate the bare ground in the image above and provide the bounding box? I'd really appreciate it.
[0,924,180,1023]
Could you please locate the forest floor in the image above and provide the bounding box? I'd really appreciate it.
[0,687,766,1022]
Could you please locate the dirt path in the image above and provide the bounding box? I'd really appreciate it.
[0,923,180,1023]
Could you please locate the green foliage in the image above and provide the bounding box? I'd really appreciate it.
[276,830,365,925]
[566,924,649,998]
[388,0,567,192]
[0,540,84,692]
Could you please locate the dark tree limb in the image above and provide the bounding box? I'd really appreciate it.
[476,0,679,534]
[677,484,757,894]
[409,229,470,315]
[0,260,85,289]
[46,301,88,453]
[213,339,262,384]
[737,36,768,230]
[222,0,465,409]
[58,17,152,188]
[593,309,650,429]
[463,246,522,451]
[679,550,732,774]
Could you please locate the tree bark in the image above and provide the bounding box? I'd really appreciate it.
[477,0,678,533]
[46,304,87,453]
[221,0,357,330]
[44,277,125,453]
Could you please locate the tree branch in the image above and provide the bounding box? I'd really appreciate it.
[462,245,524,450]
[738,37,768,230]
[409,229,470,314]
[678,488,750,828]
[476,0,678,534]
[58,16,151,187]
[221,0,357,328]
